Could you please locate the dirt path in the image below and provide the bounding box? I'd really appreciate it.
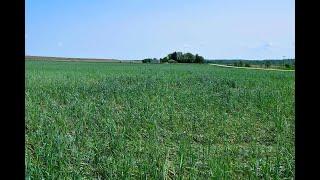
[209,64,295,72]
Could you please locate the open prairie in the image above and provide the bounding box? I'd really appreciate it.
[26,60,295,179]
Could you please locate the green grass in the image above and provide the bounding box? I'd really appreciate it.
[26,60,295,179]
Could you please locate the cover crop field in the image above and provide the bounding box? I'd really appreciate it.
[26,60,295,179]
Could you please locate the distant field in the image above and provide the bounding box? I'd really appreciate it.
[26,60,295,179]
[210,64,295,72]
[25,56,142,63]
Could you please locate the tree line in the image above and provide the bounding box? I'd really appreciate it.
[142,52,205,64]
[206,59,295,69]
[141,53,295,69]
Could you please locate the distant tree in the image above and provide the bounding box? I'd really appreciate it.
[142,58,159,63]
[142,58,151,63]
[160,57,169,63]
[172,52,178,61]
[195,54,205,63]
[245,63,251,67]
[167,54,173,61]
[160,52,204,63]
[183,53,195,63]
[152,58,160,63]
[238,61,244,67]
[265,61,271,68]
[167,51,183,62]
[285,64,291,69]
[176,52,183,62]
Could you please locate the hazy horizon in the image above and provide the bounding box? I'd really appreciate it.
[26,0,295,60]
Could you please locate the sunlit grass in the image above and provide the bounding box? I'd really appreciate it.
[26,60,295,179]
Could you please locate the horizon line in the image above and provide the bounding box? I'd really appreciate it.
[25,55,295,61]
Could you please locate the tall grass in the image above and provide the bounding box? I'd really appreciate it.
[26,61,295,179]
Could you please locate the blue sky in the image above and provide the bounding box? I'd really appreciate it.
[26,0,295,60]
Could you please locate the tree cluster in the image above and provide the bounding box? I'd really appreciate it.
[160,52,204,63]
[142,58,160,63]
[265,61,271,68]
[233,61,251,67]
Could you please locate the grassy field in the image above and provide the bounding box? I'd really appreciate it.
[25,56,121,63]
[26,60,295,179]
